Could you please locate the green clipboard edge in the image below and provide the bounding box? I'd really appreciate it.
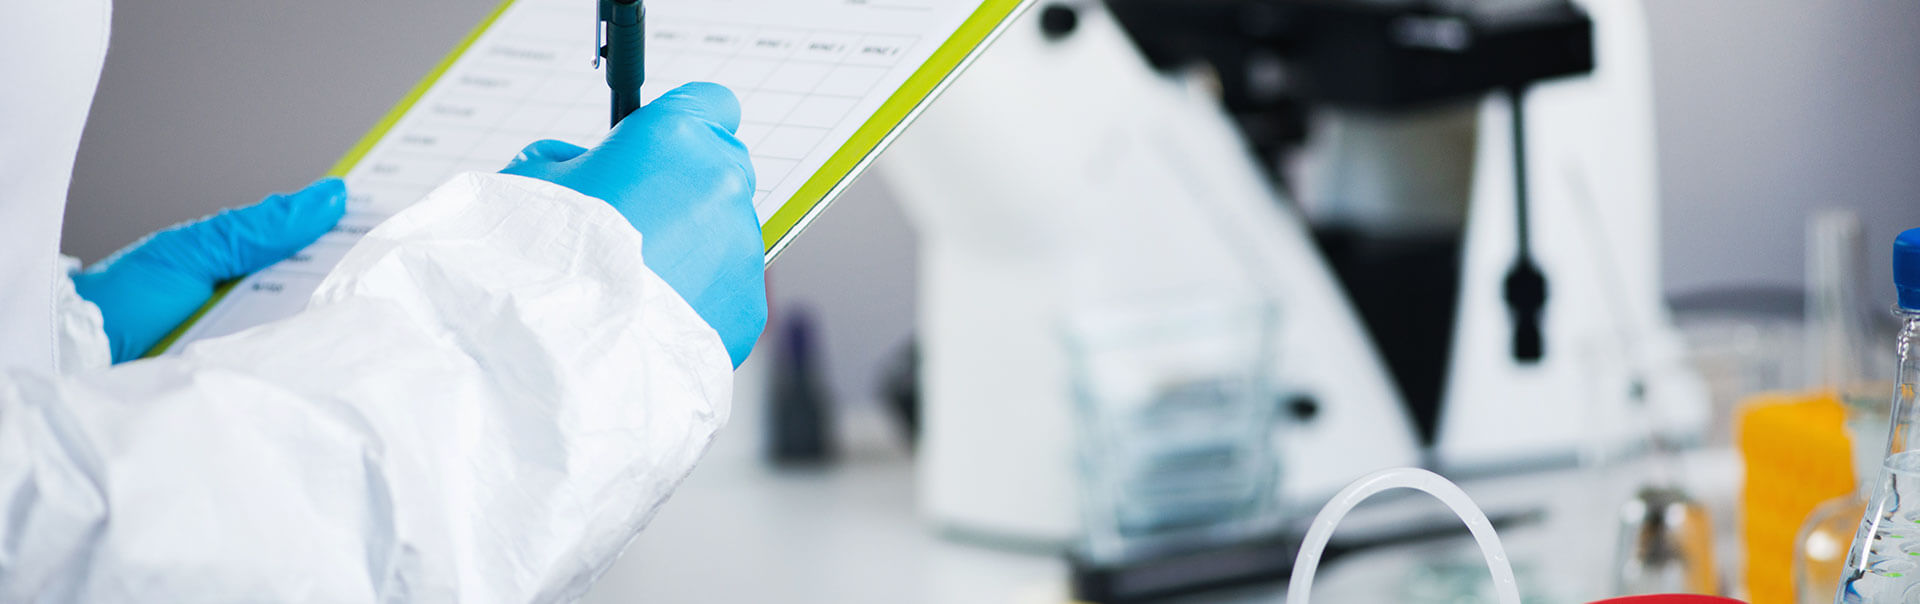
[147,0,1029,357]
[761,0,1032,259]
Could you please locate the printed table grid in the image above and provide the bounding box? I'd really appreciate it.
[347,16,919,220]
[169,0,968,351]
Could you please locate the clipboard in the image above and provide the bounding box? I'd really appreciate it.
[150,0,1031,356]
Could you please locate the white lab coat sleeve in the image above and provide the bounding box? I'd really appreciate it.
[0,173,733,603]
[52,256,112,375]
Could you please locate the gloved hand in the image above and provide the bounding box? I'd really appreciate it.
[72,178,348,363]
[502,82,766,368]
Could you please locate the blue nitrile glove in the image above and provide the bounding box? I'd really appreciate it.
[501,82,766,368]
[72,178,348,363]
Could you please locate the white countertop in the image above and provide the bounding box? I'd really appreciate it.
[585,362,1745,603]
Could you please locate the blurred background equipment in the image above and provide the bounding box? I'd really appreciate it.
[1615,485,1719,596]
[1789,212,1890,604]
[891,0,1704,568]
[1063,297,1291,601]
[766,307,838,466]
[888,0,1415,550]
[1737,395,1855,603]
[1065,297,1284,565]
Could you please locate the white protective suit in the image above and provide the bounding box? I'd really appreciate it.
[1,2,732,601]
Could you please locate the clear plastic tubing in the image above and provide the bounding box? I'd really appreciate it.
[1287,467,1521,604]
[1833,228,1920,603]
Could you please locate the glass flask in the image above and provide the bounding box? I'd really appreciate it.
[1796,211,1884,603]
[1832,228,1920,603]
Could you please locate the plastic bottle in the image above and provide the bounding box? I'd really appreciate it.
[1832,228,1920,602]
[765,308,835,466]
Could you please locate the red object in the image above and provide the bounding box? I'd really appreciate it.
[1589,597,1746,604]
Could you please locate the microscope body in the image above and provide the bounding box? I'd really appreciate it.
[883,0,1703,546]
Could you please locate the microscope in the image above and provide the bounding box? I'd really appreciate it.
[879,0,1706,597]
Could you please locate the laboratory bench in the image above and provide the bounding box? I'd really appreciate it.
[585,361,1746,604]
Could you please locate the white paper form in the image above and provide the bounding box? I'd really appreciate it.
[163,0,1022,350]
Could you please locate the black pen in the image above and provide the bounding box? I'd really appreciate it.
[598,0,646,127]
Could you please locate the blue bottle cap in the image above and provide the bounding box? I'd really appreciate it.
[1899,228,1920,310]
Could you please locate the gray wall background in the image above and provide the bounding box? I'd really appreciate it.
[61,1,1920,413]
[1643,1,1920,300]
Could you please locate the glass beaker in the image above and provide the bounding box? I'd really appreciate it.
[1064,296,1283,566]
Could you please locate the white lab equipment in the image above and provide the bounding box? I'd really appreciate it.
[885,1,1419,545]
[884,0,1706,549]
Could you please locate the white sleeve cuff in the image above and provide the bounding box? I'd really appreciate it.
[53,255,110,374]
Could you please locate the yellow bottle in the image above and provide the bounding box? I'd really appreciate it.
[1739,393,1856,604]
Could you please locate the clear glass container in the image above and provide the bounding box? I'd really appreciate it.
[1805,491,1869,603]
[1063,296,1283,565]
[1797,387,1893,603]
[1832,308,1920,602]
[1794,211,1884,603]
